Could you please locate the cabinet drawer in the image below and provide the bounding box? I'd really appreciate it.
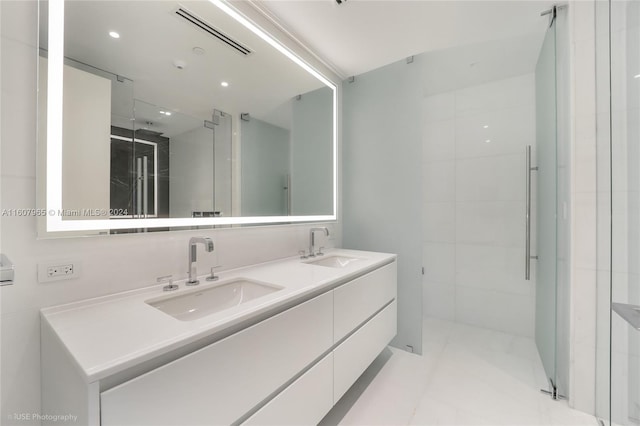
[334,261,397,343]
[101,292,333,426]
[242,353,333,426]
[333,300,397,402]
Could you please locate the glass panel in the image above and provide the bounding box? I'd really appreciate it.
[610,0,640,424]
[535,18,558,389]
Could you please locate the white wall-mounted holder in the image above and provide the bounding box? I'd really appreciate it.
[0,253,15,286]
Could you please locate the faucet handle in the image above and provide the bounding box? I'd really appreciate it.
[317,247,325,256]
[206,265,222,282]
[158,275,178,292]
[298,250,308,259]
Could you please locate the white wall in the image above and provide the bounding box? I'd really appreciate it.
[422,74,536,337]
[0,2,340,425]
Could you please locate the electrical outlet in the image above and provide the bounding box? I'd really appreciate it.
[47,264,73,277]
[38,261,81,283]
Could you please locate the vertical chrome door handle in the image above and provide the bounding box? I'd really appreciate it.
[525,145,538,280]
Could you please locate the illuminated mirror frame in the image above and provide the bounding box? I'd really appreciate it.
[45,0,338,233]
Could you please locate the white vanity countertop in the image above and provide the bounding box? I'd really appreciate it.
[41,248,396,383]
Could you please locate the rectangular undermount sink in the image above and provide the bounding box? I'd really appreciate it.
[305,255,361,268]
[147,279,283,321]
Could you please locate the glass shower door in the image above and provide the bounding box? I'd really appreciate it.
[535,14,559,398]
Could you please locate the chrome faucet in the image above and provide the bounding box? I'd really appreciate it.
[309,227,329,257]
[187,237,214,286]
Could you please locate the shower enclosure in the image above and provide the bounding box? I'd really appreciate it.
[534,5,571,401]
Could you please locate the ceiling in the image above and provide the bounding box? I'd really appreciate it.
[42,0,555,135]
[258,0,556,79]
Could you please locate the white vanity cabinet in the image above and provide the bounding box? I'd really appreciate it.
[242,353,335,426]
[41,257,397,426]
[100,292,334,426]
[334,262,397,343]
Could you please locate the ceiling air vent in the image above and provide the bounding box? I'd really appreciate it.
[175,6,252,56]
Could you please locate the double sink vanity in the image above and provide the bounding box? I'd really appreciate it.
[41,247,397,425]
[36,1,394,424]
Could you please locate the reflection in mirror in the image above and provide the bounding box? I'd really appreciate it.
[240,86,333,217]
[37,0,336,235]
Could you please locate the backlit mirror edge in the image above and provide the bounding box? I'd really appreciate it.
[42,0,340,235]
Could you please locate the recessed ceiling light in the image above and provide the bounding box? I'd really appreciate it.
[483,125,489,129]
[159,111,165,115]
[164,112,172,116]
[109,31,120,39]
[634,74,640,79]
[221,81,229,87]
[485,139,491,143]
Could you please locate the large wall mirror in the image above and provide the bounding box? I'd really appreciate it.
[37,0,337,235]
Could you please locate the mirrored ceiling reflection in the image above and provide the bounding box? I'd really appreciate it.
[58,0,325,127]
[37,0,334,234]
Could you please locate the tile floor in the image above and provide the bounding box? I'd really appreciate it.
[320,318,598,426]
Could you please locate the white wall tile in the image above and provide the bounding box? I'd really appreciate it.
[573,191,597,270]
[0,37,37,179]
[626,194,640,276]
[571,0,596,44]
[574,41,597,117]
[422,74,536,339]
[609,29,628,114]
[455,244,531,297]
[0,0,37,46]
[422,202,455,243]
[596,113,611,194]
[454,105,534,159]
[570,341,597,414]
[423,161,455,202]
[596,194,612,273]
[423,242,455,284]
[624,108,640,193]
[1,309,42,426]
[456,201,524,247]
[455,74,534,117]
[611,194,629,274]
[422,92,455,123]
[423,119,455,163]
[456,154,524,202]
[572,268,597,348]
[573,139,597,195]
